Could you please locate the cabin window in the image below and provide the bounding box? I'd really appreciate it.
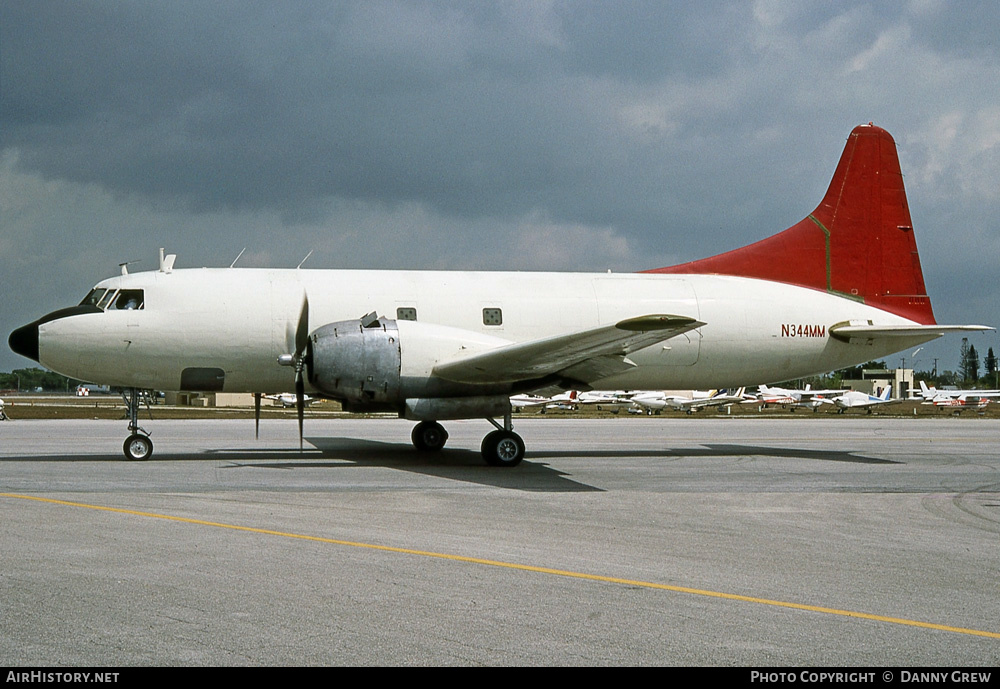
[396,307,417,321]
[482,308,503,326]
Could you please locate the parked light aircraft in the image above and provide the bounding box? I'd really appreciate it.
[830,386,894,413]
[509,393,550,410]
[535,389,633,410]
[631,388,748,414]
[627,390,684,413]
[917,380,1000,401]
[8,125,992,465]
[928,395,989,410]
[538,390,579,411]
[576,390,634,407]
[264,392,320,408]
[917,381,999,410]
[755,384,845,411]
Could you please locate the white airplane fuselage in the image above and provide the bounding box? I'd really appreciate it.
[36,267,932,396]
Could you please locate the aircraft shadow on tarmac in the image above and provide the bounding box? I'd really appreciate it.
[212,436,605,493]
[1,441,894,493]
[1,444,600,492]
[529,444,899,464]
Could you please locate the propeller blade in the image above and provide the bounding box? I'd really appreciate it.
[284,290,309,453]
[284,290,310,359]
[254,392,261,440]
[295,294,310,358]
[295,364,305,452]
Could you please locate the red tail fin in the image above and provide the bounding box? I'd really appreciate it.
[646,124,936,324]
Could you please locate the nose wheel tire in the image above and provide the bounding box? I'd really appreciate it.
[481,430,525,467]
[411,421,448,451]
[123,434,153,461]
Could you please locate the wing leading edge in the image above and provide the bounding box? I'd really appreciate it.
[433,314,704,386]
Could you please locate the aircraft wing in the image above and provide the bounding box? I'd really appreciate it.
[676,388,748,410]
[433,314,703,385]
[796,388,847,399]
[933,390,1000,399]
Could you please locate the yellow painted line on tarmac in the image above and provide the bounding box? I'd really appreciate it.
[4,492,999,641]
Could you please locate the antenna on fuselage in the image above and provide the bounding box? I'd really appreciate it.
[230,247,246,268]
[119,260,140,276]
[158,248,176,274]
[297,250,314,269]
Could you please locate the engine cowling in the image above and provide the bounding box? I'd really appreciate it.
[307,316,515,415]
[308,317,401,408]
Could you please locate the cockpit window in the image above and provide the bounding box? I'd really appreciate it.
[78,288,144,310]
[80,289,107,307]
[97,290,117,309]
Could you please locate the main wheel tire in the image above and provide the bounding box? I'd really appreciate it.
[411,421,448,451]
[123,434,153,461]
[481,430,525,467]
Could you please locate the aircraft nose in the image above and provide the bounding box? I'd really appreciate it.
[8,305,102,364]
[9,321,40,362]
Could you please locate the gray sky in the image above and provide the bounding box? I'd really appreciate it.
[2,1,998,377]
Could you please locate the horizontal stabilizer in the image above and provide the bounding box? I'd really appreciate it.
[433,314,703,385]
[830,322,992,343]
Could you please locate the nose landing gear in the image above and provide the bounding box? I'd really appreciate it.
[124,433,153,460]
[121,387,153,460]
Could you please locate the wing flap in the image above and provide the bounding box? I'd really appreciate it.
[559,354,638,382]
[433,314,703,385]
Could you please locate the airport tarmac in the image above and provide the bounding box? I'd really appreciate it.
[2,416,998,666]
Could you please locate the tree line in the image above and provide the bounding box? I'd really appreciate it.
[958,339,997,386]
[777,341,997,391]
[0,368,81,393]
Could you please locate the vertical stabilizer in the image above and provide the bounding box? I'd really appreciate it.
[648,124,936,324]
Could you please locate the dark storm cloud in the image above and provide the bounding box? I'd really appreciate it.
[5,1,615,219]
[906,0,1000,60]
[0,1,848,236]
[556,1,749,81]
[4,2,999,240]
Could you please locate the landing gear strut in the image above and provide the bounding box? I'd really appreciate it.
[408,410,525,466]
[121,387,153,460]
[481,411,525,467]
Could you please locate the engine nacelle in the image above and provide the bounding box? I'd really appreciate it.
[307,316,514,413]
[308,317,402,406]
[403,396,512,421]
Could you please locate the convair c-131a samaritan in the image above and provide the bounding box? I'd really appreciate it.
[8,124,992,465]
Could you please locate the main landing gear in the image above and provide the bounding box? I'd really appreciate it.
[411,420,449,451]
[409,412,526,467]
[121,387,153,460]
